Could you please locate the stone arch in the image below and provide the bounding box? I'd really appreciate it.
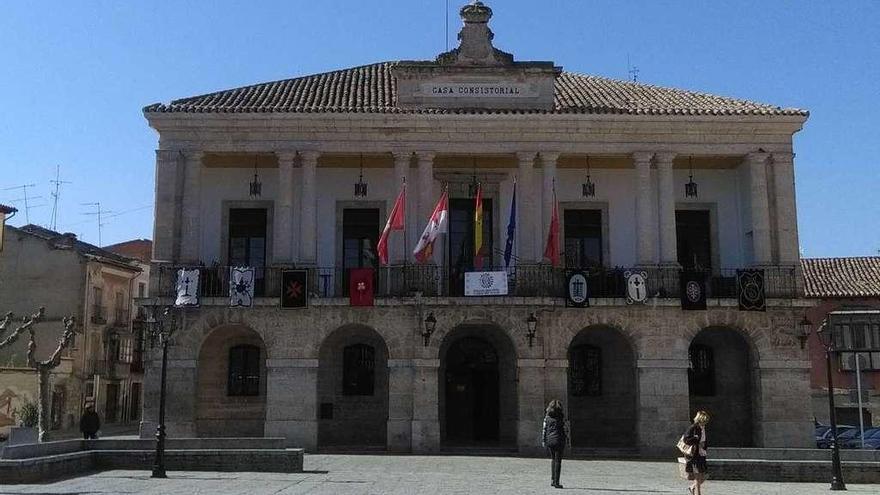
[567,324,638,449]
[438,321,518,447]
[688,326,756,447]
[196,324,267,437]
[317,324,389,449]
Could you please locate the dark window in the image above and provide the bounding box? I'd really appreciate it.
[448,198,493,295]
[564,210,603,268]
[835,319,880,371]
[342,209,379,295]
[342,344,375,396]
[676,210,711,270]
[228,208,267,294]
[688,344,715,396]
[569,345,602,396]
[228,345,261,396]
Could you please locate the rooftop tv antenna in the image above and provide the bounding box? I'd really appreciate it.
[2,184,40,224]
[445,0,450,51]
[49,165,72,231]
[81,202,112,246]
[627,54,639,82]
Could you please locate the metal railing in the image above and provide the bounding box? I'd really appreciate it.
[153,264,799,301]
[90,305,107,324]
[112,309,130,327]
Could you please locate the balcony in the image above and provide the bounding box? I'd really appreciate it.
[112,309,130,328]
[90,305,107,325]
[153,264,800,302]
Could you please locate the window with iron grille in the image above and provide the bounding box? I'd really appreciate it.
[834,319,880,371]
[343,344,375,396]
[688,344,715,396]
[228,345,261,396]
[569,344,601,396]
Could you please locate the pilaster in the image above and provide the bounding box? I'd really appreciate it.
[770,153,799,266]
[411,359,440,453]
[746,152,772,265]
[264,359,319,451]
[387,360,414,452]
[152,149,181,262]
[299,150,320,266]
[633,152,657,266]
[636,358,691,454]
[655,152,679,266]
[178,151,203,264]
[274,151,297,265]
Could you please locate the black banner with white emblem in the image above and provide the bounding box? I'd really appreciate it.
[281,270,308,309]
[680,270,707,310]
[565,271,589,307]
[737,269,765,311]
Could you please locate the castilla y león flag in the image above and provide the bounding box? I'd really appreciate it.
[413,190,448,263]
[377,185,406,265]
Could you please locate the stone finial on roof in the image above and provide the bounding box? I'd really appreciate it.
[437,1,513,66]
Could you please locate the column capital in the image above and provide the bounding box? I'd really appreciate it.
[771,152,795,164]
[654,152,676,166]
[539,151,561,163]
[275,150,298,163]
[179,150,204,161]
[745,151,769,165]
[631,151,653,164]
[414,151,436,162]
[299,150,321,164]
[516,151,537,162]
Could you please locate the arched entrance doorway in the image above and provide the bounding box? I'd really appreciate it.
[567,325,637,448]
[317,325,389,449]
[196,325,267,437]
[439,324,517,447]
[688,327,755,447]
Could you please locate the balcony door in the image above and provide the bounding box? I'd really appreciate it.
[564,209,603,269]
[228,208,267,294]
[448,198,493,296]
[676,210,711,270]
[342,208,379,295]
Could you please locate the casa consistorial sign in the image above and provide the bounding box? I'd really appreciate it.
[420,82,537,98]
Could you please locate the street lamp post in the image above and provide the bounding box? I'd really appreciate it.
[146,305,178,479]
[816,320,846,491]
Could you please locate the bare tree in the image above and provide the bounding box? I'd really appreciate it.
[0,307,44,350]
[26,315,76,442]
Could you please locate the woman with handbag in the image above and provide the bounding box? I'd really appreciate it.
[541,399,567,489]
[680,410,710,495]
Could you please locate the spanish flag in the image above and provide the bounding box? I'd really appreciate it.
[474,183,484,269]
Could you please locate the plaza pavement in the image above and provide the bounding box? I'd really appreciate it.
[0,454,876,494]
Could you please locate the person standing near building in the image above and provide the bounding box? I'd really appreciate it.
[683,410,710,495]
[79,403,100,440]
[541,399,567,489]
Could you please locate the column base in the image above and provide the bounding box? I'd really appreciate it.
[265,420,317,451]
[411,420,440,453]
[387,420,412,453]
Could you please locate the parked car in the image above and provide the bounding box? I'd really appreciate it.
[817,425,857,449]
[840,427,880,449]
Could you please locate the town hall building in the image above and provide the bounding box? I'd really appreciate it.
[141,1,812,454]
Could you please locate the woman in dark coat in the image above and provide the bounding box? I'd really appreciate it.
[683,410,710,495]
[541,399,567,489]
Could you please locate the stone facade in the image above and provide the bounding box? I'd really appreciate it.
[141,1,813,453]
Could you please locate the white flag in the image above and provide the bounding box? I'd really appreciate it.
[229,266,255,307]
[413,191,449,263]
[175,268,200,307]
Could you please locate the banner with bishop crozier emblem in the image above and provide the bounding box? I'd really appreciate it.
[737,269,766,312]
[175,268,200,307]
[565,271,589,307]
[624,270,648,305]
[229,266,255,308]
[679,270,707,310]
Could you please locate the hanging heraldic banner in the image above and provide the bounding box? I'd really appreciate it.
[680,270,707,310]
[281,270,308,309]
[229,266,255,308]
[737,269,766,312]
[175,268,200,307]
[566,271,589,307]
[464,271,508,296]
[349,268,375,307]
[625,270,648,305]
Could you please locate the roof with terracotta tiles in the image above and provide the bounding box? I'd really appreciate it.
[10,224,141,270]
[0,203,17,214]
[144,62,807,117]
[801,257,880,298]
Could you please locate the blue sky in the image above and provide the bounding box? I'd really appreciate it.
[0,1,877,257]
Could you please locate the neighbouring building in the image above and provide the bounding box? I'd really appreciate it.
[141,1,813,454]
[0,204,16,253]
[803,256,880,427]
[0,225,145,437]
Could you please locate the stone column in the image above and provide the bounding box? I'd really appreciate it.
[178,151,203,264]
[387,359,414,452]
[746,152,772,265]
[516,152,538,263]
[517,359,546,455]
[655,152,679,266]
[152,149,181,262]
[264,358,319,451]
[636,359,691,455]
[411,358,440,452]
[299,151,319,265]
[771,153,799,266]
[633,152,657,266]
[274,152,297,265]
[416,152,436,223]
[541,152,560,251]
[392,151,412,264]
[754,360,813,447]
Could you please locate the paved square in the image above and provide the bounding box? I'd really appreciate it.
[0,455,875,494]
